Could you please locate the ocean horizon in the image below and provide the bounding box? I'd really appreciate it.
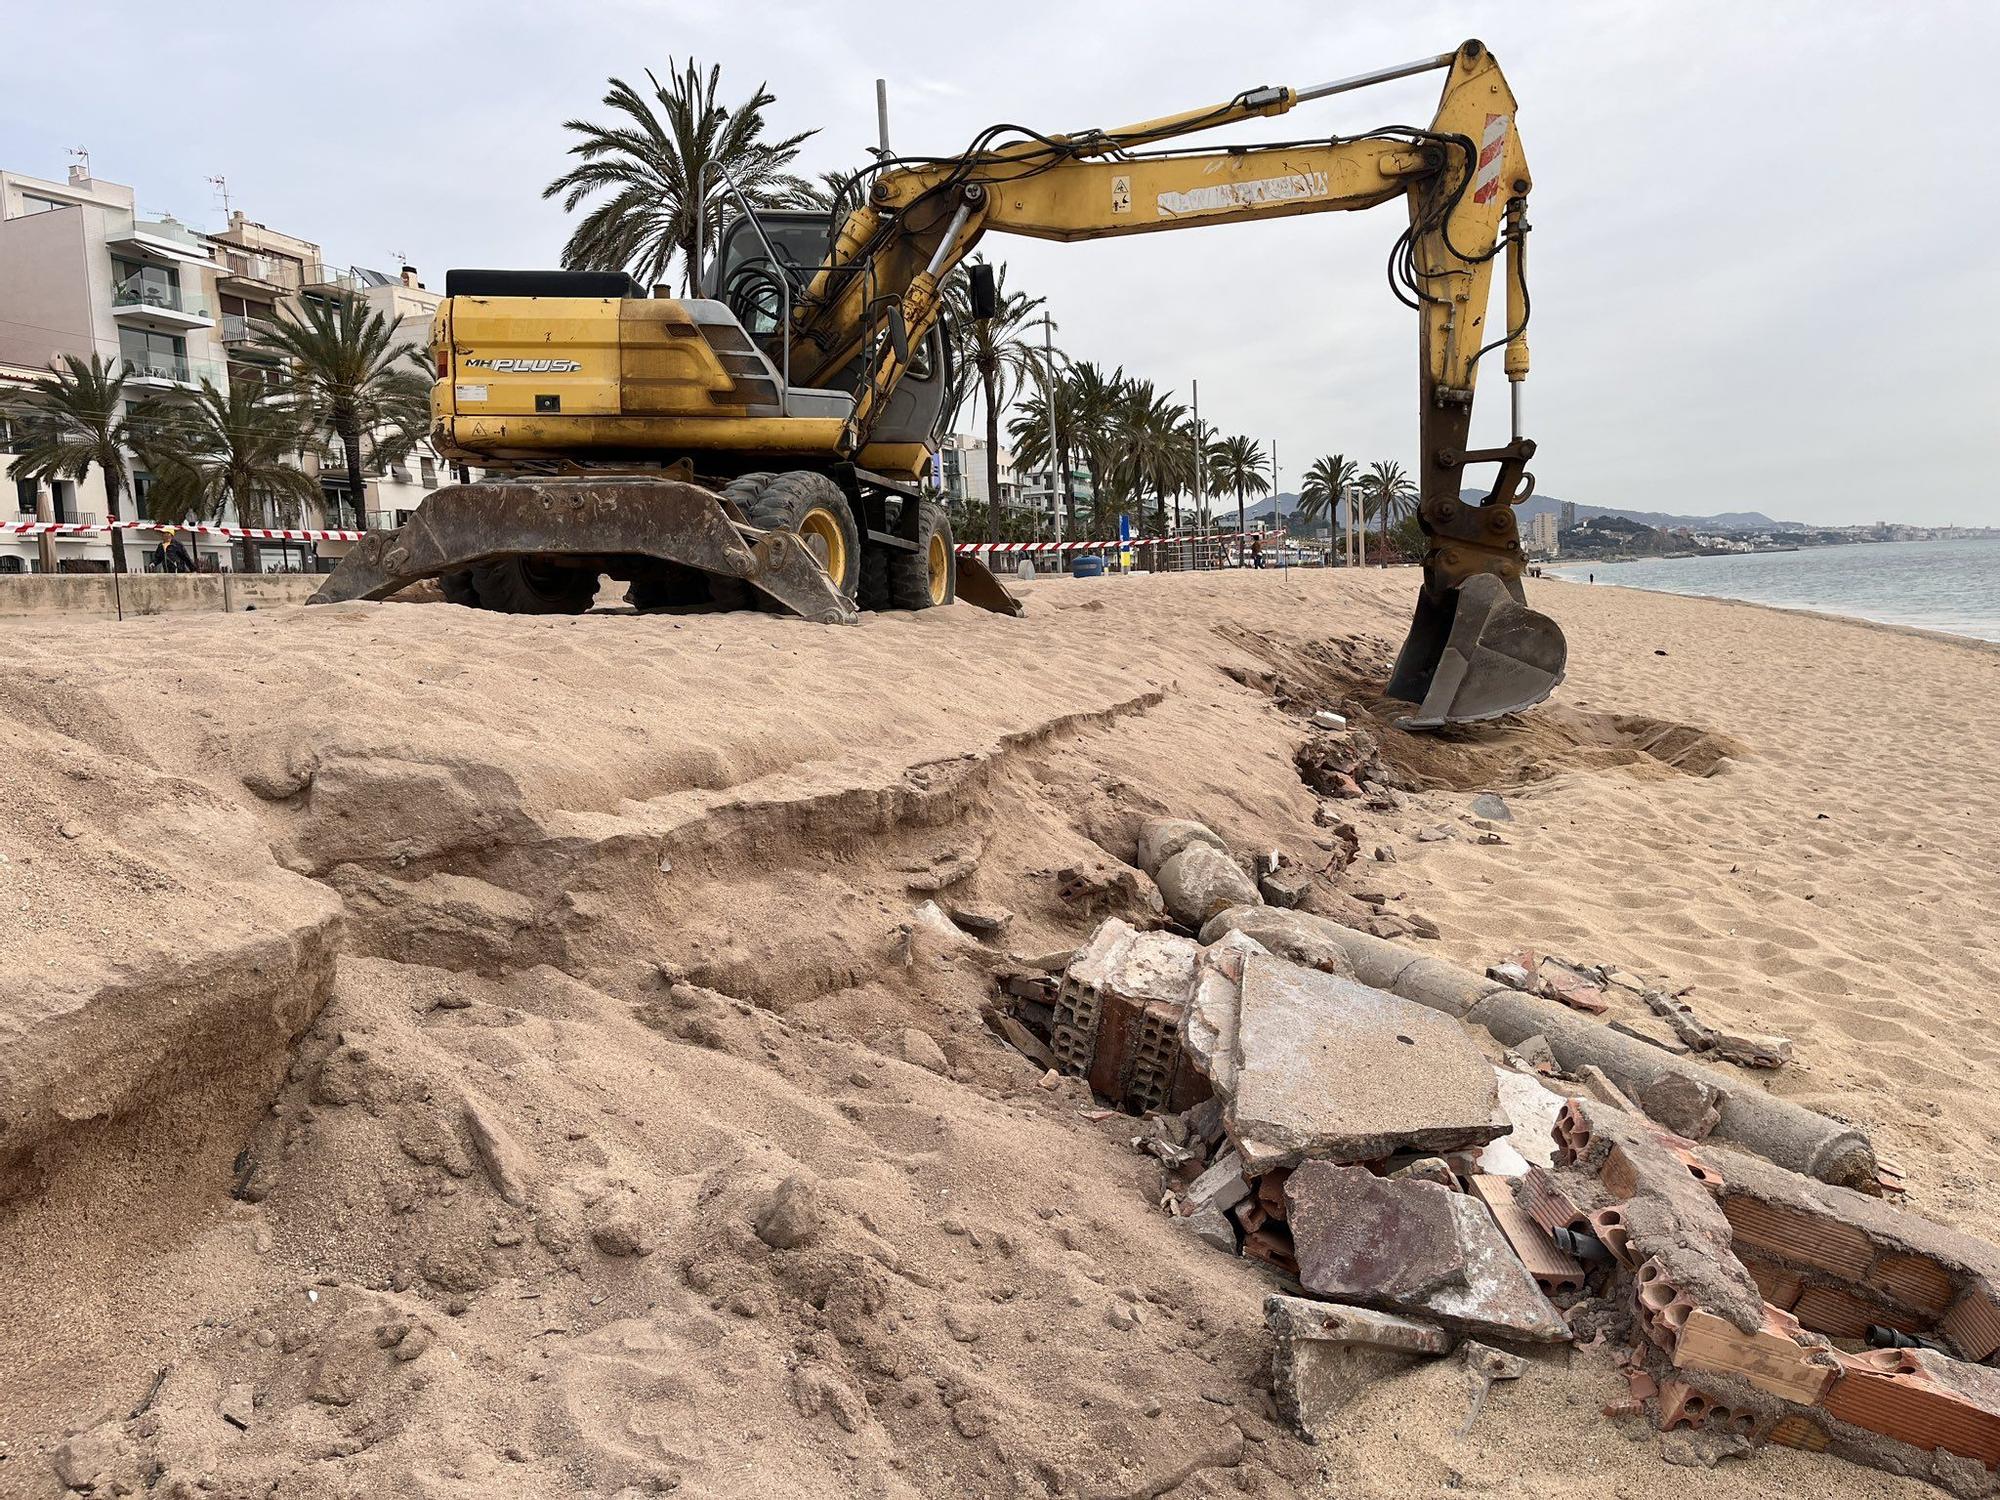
[1546,537,2000,643]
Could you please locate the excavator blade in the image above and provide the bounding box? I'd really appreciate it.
[1385,572,1567,729]
[307,478,856,624]
[953,553,1026,616]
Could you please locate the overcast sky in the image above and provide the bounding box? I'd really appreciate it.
[8,2,1995,525]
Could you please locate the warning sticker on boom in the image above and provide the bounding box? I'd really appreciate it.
[1111,175,1132,214]
[1157,170,1329,219]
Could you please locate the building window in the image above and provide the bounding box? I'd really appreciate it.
[50,480,75,523]
[15,477,36,515]
[20,193,72,216]
[119,326,187,380]
[133,471,154,520]
[419,456,437,489]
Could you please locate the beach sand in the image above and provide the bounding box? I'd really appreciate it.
[1,566,1993,1497]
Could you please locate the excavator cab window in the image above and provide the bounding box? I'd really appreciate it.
[708,211,836,339]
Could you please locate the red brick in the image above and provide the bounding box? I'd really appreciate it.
[1672,1305,1835,1405]
[1720,1195,1874,1279]
[1822,1349,2000,1467]
[1942,1290,2000,1361]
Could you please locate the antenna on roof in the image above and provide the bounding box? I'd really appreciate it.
[207,174,231,215]
[65,146,90,183]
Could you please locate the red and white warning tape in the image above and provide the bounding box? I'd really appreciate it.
[1,519,365,542]
[4,517,1262,557]
[955,531,1254,556]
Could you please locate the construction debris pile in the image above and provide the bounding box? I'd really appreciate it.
[985,813,2000,1493]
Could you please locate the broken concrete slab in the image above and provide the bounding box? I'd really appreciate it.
[1135,817,1228,876]
[1225,954,1503,1174]
[1285,1161,1468,1301]
[1475,1066,1565,1177]
[1180,930,1266,1094]
[1265,1293,1453,1440]
[1196,906,1360,979]
[1179,1205,1239,1254]
[1155,843,1262,929]
[1287,1162,1571,1343]
[1179,1148,1250,1217]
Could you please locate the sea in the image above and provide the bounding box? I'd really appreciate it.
[1545,539,2000,644]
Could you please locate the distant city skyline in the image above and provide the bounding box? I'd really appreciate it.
[1,1,1995,526]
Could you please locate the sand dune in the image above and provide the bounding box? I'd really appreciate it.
[1,566,1992,1497]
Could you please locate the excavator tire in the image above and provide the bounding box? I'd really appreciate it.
[438,570,480,607]
[466,557,600,614]
[736,470,861,603]
[883,498,956,610]
[626,562,715,610]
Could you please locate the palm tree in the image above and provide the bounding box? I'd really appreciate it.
[943,259,1045,544]
[1113,383,1190,538]
[138,380,323,570]
[1209,434,1271,563]
[543,61,818,293]
[1006,358,1082,540]
[1363,459,1417,558]
[1299,453,1358,557]
[257,293,429,531]
[1062,362,1126,540]
[10,353,146,574]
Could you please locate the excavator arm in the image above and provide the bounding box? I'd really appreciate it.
[788,39,1564,724]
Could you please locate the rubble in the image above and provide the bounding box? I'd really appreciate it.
[1154,842,1262,928]
[1286,1162,1570,1343]
[1224,954,1504,1173]
[1285,1162,1468,1302]
[1197,907,1360,977]
[1134,816,1228,875]
[1470,793,1514,821]
[1643,987,1794,1069]
[1048,920,1207,1114]
[1264,1293,1452,1440]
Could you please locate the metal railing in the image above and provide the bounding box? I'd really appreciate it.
[220,312,281,345]
[113,278,210,319]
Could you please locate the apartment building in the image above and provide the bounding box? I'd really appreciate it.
[1524,509,1560,557]
[0,162,450,574]
[937,434,1019,510]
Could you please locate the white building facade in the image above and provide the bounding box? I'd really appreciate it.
[1,160,449,575]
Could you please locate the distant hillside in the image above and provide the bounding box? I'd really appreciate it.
[1234,489,1803,534]
[1487,492,1804,533]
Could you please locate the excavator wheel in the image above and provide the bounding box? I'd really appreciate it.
[888,499,956,610]
[464,557,600,614]
[438,571,480,607]
[627,562,717,611]
[733,470,861,603]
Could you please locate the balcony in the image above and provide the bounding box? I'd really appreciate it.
[111,278,214,330]
[302,263,366,296]
[215,251,303,295]
[122,354,226,391]
[105,213,214,266]
[220,311,279,346]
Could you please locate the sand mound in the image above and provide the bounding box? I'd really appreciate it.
[4,568,1987,1498]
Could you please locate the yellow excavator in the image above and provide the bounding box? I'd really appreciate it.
[312,39,1566,725]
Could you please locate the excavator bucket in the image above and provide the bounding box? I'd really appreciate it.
[1384,573,1567,729]
[307,478,856,623]
[953,553,1025,616]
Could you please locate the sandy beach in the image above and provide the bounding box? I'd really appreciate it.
[3,567,1996,1498]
